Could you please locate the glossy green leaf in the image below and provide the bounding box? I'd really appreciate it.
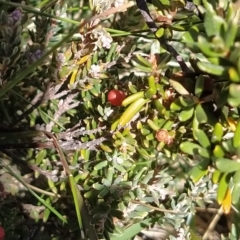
[180,141,210,158]
[131,60,152,72]
[169,79,190,95]
[216,158,240,173]
[182,26,199,43]
[217,173,231,204]
[170,99,182,111]
[197,35,225,57]
[157,52,172,69]
[192,114,199,141]
[136,54,152,68]
[195,75,204,98]
[229,83,240,98]
[213,145,225,158]
[212,169,222,184]
[228,97,240,107]
[195,129,211,149]
[179,96,195,107]
[178,107,194,122]
[228,67,240,82]
[232,184,240,205]
[211,123,224,143]
[137,147,151,160]
[225,13,239,48]
[94,160,108,170]
[189,158,210,183]
[155,27,165,38]
[233,169,240,185]
[222,139,236,154]
[197,61,226,76]
[232,170,240,204]
[195,104,208,123]
[204,11,226,37]
[132,167,148,187]
[233,121,240,148]
[93,183,104,191]
[98,186,109,197]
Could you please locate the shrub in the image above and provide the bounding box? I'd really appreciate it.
[0,0,240,239]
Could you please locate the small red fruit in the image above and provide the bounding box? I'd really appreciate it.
[107,89,126,106]
[0,226,5,240]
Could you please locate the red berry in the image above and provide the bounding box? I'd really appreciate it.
[107,89,126,106]
[0,226,5,240]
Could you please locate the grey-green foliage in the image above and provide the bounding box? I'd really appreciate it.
[1,0,240,239]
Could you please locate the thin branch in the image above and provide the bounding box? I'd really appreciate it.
[131,200,220,215]
[9,83,52,128]
[202,206,224,240]
[131,200,181,214]
[135,0,191,73]
[45,93,79,132]
[26,183,61,198]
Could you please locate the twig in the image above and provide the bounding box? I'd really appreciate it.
[9,83,52,128]
[131,200,220,215]
[45,93,79,132]
[135,0,191,73]
[202,206,224,240]
[131,200,181,214]
[195,206,219,214]
[26,183,61,198]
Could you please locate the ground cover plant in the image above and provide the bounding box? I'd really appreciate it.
[0,0,240,239]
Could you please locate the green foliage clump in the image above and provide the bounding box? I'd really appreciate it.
[0,0,240,239]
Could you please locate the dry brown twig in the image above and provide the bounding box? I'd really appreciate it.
[202,206,224,240]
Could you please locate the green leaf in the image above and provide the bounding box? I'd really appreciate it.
[189,158,210,183]
[212,123,224,143]
[233,121,240,148]
[204,11,226,37]
[169,79,190,95]
[228,97,240,107]
[217,173,231,204]
[69,174,83,236]
[197,35,225,57]
[195,129,211,149]
[43,208,51,223]
[111,218,152,240]
[232,184,240,205]
[195,75,204,98]
[178,107,194,122]
[170,99,182,111]
[213,145,225,158]
[182,26,199,43]
[155,27,165,38]
[229,84,240,98]
[212,169,222,184]
[132,167,148,187]
[94,160,108,170]
[137,147,152,160]
[179,96,195,107]
[216,158,240,173]
[195,104,208,123]
[180,141,210,158]
[224,12,239,48]
[132,60,152,72]
[232,170,240,204]
[197,61,226,75]
[228,67,240,82]
[136,54,152,68]
[93,183,105,191]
